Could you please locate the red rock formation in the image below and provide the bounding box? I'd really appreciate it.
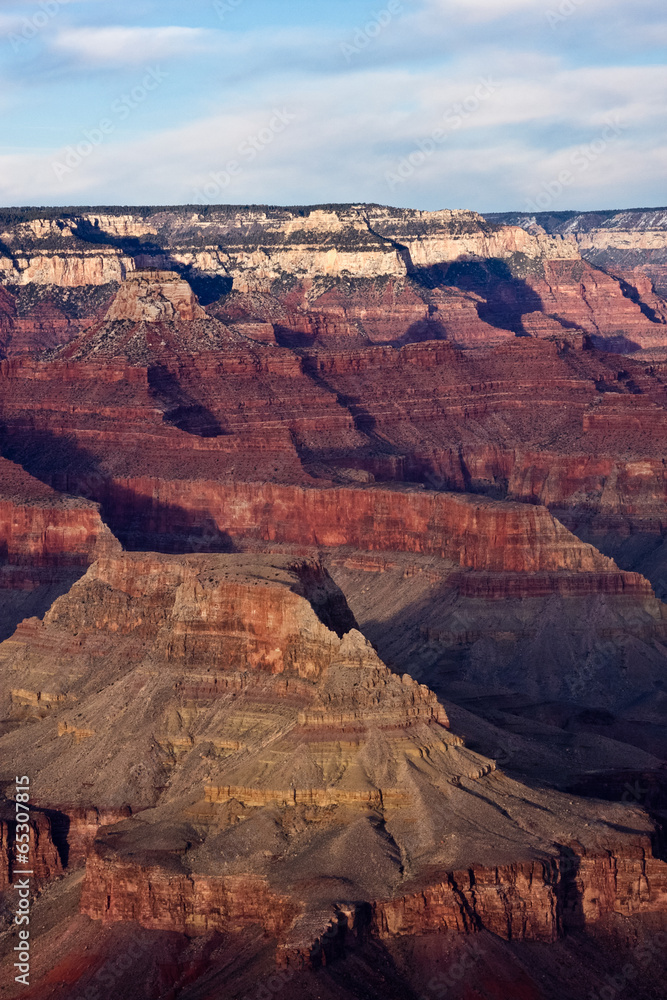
[0,802,63,889]
[0,456,115,590]
[372,844,667,944]
[76,827,667,964]
[104,270,207,323]
[61,479,645,595]
[0,802,132,889]
[3,306,666,583]
[216,257,664,350]
[0,551,663,975]
[80,856,299,936]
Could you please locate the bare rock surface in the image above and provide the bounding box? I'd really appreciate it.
[0,551,664,979]
[0,206,666,998]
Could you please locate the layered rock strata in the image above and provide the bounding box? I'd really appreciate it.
[487,207,667,297]
[1,213,667,998]
[104,269,207,323]
[0,552,663,971]
[0,456,112,588]
[1,205,665,353]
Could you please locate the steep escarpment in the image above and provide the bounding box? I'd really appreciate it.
[372,847,667,942]
[79,836,667,962]
[0,552,663,978]
[65,478,642,581]
[1,211,666,999]
[0,457,112,579]
[486,208,667,334]
[1,204,665,353]
[0,455,117,644]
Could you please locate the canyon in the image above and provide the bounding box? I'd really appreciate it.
[488,207,667,301]
[1,204,666,355]
[0,205,666,1000]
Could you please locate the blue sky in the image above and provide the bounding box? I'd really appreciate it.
[0,0,665,211]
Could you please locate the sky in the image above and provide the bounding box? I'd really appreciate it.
[0,0,665,211]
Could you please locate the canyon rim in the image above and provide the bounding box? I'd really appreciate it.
[0,203,665,999]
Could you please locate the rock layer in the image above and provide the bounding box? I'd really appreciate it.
[0,456,113,589]
[1,207,667,999]
[1,205,665,353]
[105,269,207,323]
[0,552,663,970]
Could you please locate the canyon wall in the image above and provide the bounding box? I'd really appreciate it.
[0,550,663,971]
[487,207,667,310]
[1,205,665,354]
[0,456,113,590]
[1,211,666,999]
[78,840,667,963]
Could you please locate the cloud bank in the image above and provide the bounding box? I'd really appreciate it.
[0,0,665,210]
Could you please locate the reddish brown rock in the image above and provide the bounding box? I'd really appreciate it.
[0,209,666,998]
[0,552,663,974]
[0,457,114,590]
[2,206,666,353]
[62,478,646,594]
[372,845,667,945]
[104,269,207,323]
[80,857,299,937]
[0,801,63,889]
[78,840,667,958]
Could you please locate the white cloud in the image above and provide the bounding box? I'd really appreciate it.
[0,14,25,36]
[425,0,538,19]
[51,26,212,66]
[2,0,666,211]
[1,56,665,212]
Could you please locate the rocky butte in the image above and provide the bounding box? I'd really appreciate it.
[0,204,665,1000]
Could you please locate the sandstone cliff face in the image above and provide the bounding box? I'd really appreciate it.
[0,457,113,588]
[0,250,130,287]
[487,208,667,307]
[0,551,663,971]
[81,478,640,581]
[1,205,665,353]
[105,270,207,323]
[77,837,667,963]
[0,553,455,806]
[371,845,667,944]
